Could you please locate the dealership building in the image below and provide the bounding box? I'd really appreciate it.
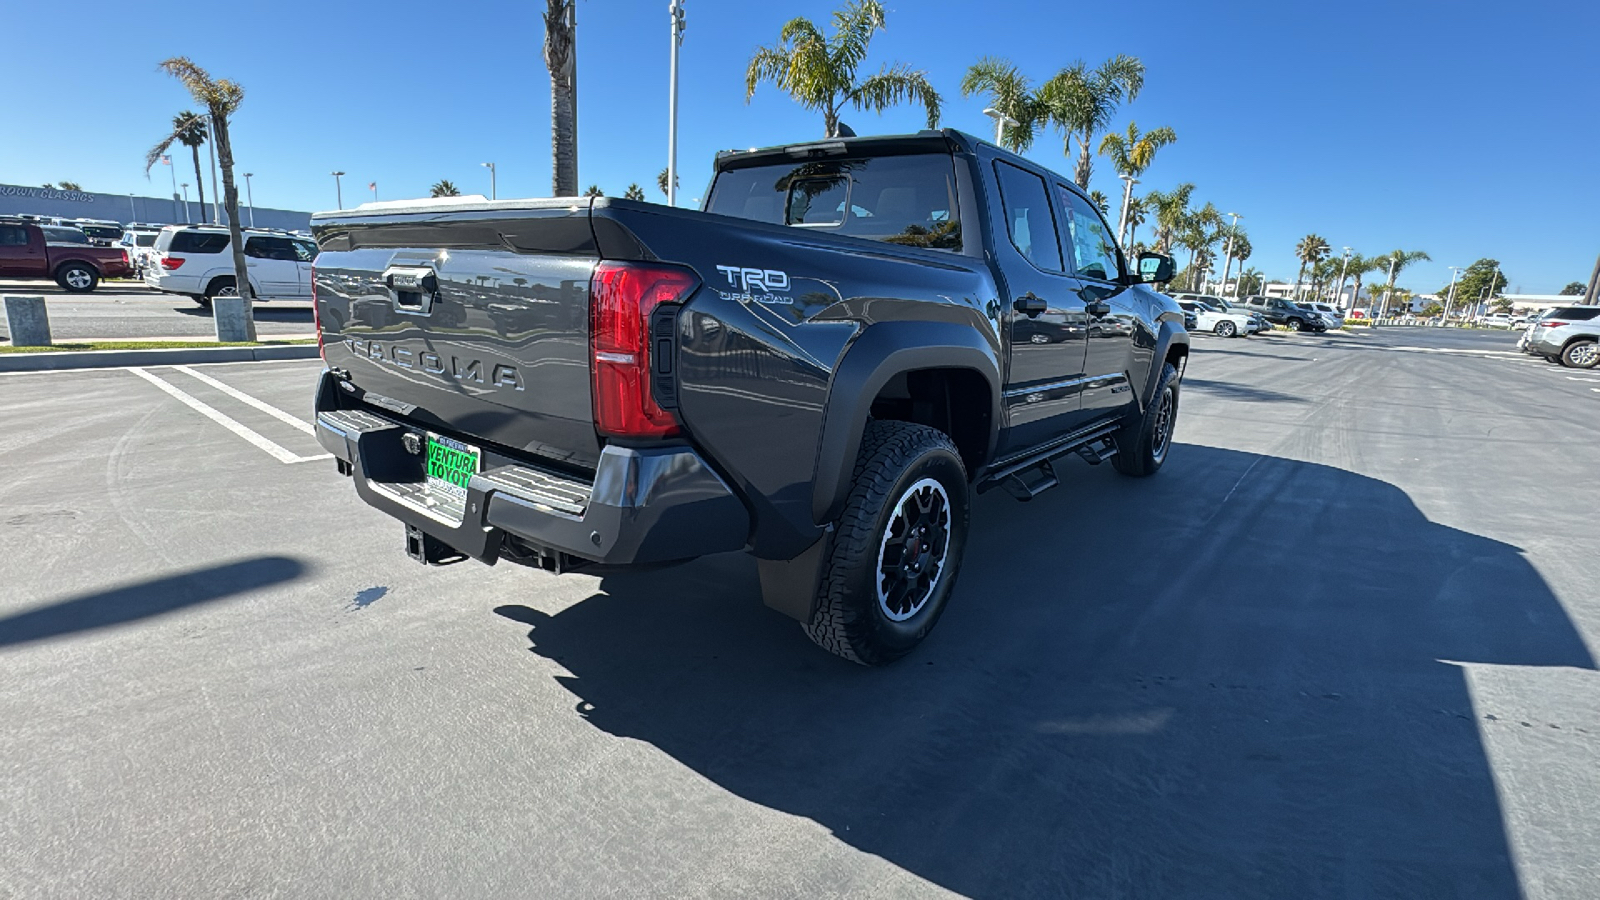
[0,183,311,232]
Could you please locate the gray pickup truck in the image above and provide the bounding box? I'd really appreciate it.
[308,129,1189,664]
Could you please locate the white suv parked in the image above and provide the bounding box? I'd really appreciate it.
[144,225,318,305]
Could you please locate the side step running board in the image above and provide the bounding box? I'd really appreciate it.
[976,421,1122,499]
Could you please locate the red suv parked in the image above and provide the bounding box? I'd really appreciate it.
[0,219,132,293]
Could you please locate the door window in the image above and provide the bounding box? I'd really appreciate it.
[292,240,318,262]
[993,161,1061,271]
[0,226,28,246]
[244,236,297,260]
[1058,186,1121,282]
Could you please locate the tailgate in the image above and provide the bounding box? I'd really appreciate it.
[312,200,603,470]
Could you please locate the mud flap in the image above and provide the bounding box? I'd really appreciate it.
[756,525,833,622]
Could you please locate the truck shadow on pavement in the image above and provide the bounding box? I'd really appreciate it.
[0,556,306,649]
[495,444,1592,898]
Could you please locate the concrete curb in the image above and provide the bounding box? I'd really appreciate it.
[0,343,320,372]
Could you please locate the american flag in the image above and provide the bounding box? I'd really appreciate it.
[368,182,376,190]
[161,155,171,165]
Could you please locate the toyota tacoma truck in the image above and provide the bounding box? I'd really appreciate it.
[308,130,1189,664]
[0,218,132,292]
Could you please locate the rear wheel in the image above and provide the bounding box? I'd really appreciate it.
[204,276,239,305]
[1215,320,1237,338]
[56,263,98,293]
[803,421,970,666]
[1285,318,1303,331]
[1112,362,1179,478]
[1561,340,1599,369]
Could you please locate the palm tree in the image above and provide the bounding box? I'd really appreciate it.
[583,185,604,197]
[157,112,209,223]
[1040,55,1145,188]
[1179,204,1222,290]
[1123,195,1148,249]
[1294,234,1331,300]
[1218,224,1250,294]
[1344,254,1383,312]
[1371,248,1430,318]
[1098,121,1176,240]
[56,181,84,191]
[1088,190,1111,216]
[624,183,646,201]
[147,59,250,318]
[746,0,940,138]
[656,167,678,197]
[544,0,578,196]
[430,180,461,198]
[1145,183,1195,254]
[959,57,1047,152]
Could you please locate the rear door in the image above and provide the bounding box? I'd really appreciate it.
[991,159,1092,455]
[244,235,300,297]
[1056,184,1138,420]
[292,238,318,297]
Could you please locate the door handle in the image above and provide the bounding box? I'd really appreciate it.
[1085,300,1112,318]
[1013,292,1047,317]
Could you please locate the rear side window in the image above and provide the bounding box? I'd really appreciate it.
[1551,307,1600,320]
[0,225,28,246]
[135,233,157,247]
[993,161,1062,271]
[169,231,231,254]
[705,153,962,251]
[245,236,298,261]
[42,226,88,244]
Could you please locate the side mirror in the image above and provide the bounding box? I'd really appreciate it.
[1137,252,1175,284]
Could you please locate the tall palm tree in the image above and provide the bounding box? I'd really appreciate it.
[746,0,940,138]
[1040,54,1145,188]
[1088,190,1111,216]
[624,183,646,201]
[1371,248,1430,318]
[1218,224,1250,294]
[160,111,209,223]
[959,57,1046,152]
[1145,183,1195,254]
[430,179,461,197]
[1179,204,1222,291]
[56,181,84,192]
[1123,195,1148,249]
[147,59,250,319]
[1098,121,1176,240]
[544,0,578,196]
[1294,234,1331,299]
[583,185,604,197]
[1344,254,1383,311]
[656,167,678,197]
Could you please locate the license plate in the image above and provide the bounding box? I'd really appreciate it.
[425,434,479,505]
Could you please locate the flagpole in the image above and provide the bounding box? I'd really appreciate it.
[164,156,179,224]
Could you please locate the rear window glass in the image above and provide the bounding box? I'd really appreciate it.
[80,225,123,240]
[169,231,231,254]
[1550,307,1600,320]
[134,233,157,247]
[706,153,961,251]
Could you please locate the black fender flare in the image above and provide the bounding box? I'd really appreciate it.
[1140,322,1190,410]
[810,321,1002,525]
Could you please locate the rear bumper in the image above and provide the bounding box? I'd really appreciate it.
[312,371,749,567]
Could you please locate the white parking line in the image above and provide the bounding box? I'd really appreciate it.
[172,365,314,435]
[126,367,330,465]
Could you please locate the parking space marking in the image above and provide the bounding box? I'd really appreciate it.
[171,365,314,435]
[126,367,330,465]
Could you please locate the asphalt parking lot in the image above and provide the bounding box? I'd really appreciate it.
[2,327,1597,898]
[0,281,312,341]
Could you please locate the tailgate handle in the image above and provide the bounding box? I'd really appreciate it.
[383,265,438,313]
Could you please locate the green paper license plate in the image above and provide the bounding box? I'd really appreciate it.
[425,434,479,503]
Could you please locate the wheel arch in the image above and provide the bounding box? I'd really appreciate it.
[811,322,1001,525]
[1140,323,1190,409]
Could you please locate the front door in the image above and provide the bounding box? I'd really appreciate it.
[293,238,319,297]
[992,159,1092,456]
[1056,184,1137,421]
[0,224,47,277]
[244,236,300,297]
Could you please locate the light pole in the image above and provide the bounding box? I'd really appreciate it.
[165,154,180,222]
[667,0,685,207]
[481,162,497,201]
[180,183,191,223]
[243,173,256,228]
[1377,255,1397,323]
[1116,174,1139,250]
[1218,212,1242,299]
[1443,266,1463,326]
[1484,262,1501,317]
[982,107,1020,147]
[1332,247,1352,310]
[128,193,137,223]
[331,171,345,209]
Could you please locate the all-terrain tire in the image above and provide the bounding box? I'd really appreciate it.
[803,421,970,666]
[1561,339,1599,369]
[1112,362,1179,477]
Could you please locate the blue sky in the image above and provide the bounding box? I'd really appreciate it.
[2,0,1595,294]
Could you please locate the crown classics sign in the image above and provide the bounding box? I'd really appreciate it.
[0,185,96,203]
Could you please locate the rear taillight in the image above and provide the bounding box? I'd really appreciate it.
[160,256,184,270]
[120,249,129,266]
[589,261,697,438]
[310,263,324,361]
[1541,321,1567,330]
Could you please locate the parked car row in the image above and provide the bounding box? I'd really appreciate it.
[1518,305,1600,368]
[1168,293,1337,336]
[0,217,132,292]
